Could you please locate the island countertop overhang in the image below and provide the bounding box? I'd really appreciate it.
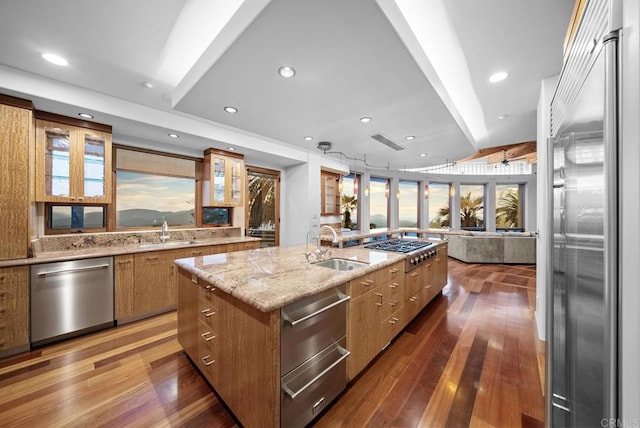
[174,245,406,312]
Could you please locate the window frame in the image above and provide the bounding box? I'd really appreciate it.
[428,181,452,229]
[44,203,107,235]
[398,179,419,230]
[495,183,525,231]
[459,183,486,231]
[369,176,390,230]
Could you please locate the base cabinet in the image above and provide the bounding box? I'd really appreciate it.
[0,266,29,355]
[115,241,260,323]
[346,261,404,380]
[177,268,279,428]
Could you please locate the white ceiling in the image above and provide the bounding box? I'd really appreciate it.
[0,0,574,170]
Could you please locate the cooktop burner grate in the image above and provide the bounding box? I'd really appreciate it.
[363,239,433,253]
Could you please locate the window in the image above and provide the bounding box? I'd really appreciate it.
[496,184,524,230]
[47,205,106,233]
[398,180,419,229]
[116,171,195,228]
[115,147,196,229]
[460,184,485,230]
[369,176,389,229]
[341,173,359,230]
[203,207,231,226]
[428,182,451,228]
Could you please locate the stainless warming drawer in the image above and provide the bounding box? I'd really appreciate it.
[30,257,114,346]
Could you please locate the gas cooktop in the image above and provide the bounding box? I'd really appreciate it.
[363,239,434,253]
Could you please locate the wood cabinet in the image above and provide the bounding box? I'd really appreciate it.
[115,241,260,323]
[114,255,135,320]
[0,97,33,260]
[434,243,448,291]
[321,170,341,215]
[35,117,112,203]
[202,148,244,207]
[346,261,404,380]
[177,268,280,428]
[0,266,29,355]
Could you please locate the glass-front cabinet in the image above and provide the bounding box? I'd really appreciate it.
[35,118,112,203]
[202,148,245,207]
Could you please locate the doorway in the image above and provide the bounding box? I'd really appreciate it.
[245,166,280,247]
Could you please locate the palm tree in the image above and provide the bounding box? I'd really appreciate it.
[341,195,357,229]
[432,206,450,228]
[496,189,521,228]
[460,192,484,228]
[248,175,276,228]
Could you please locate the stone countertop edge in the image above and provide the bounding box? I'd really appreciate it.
[0,236,262,268]
[173,245,410,313]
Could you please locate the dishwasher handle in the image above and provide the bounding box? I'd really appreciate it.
[36,264,111,277]
[282,292,350,327]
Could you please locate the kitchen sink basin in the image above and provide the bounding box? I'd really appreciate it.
[313,258,368,271]
[138,240,197,249]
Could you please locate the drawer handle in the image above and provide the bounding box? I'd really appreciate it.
[282,346,350,400]
[36,264,110,277]
[201,308,215,317]
[202,284,215,292]
[360,279,374,286]
[410,272,419,278]
[389,317,399,325]
[117,260,131,265]
[375,293,383,307]
[409,296,417,302]
[146,256,159,261]
[389,268,399,274]
[282,291,350,327]
[201,355,215,366]
[312,397,325,414]
[192,251,203,256]
[389,283,398,289]
[201,331,215,342]
[425,283,432,289]
[390,300,399,307]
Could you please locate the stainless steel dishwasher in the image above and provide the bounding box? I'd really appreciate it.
[30,257,114,346]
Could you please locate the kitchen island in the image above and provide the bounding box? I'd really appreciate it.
[175,241,447,427]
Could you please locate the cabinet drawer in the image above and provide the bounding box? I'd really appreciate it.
[199,282,219,306]
[376,262,403,284]
[0,296,28,349]
[381,307,405,346]
[281,285,348,375]
[199,297,218,330]
[281,338,349,428]
[0,266,28,298]
[348,274,378,299]
[198,320,218,383]
[198,319,218,355]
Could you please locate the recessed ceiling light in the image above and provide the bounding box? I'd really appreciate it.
[78,113,94,119]
[304,136,313,141]
[227,147,235,151]
[489,71,509,83]
[41,52,68,66]
[405,136,416,141]
[278,66,296,78]
[168,133,179,138]
[498,114,509,119]
[360,117,372,123]
[419,153,427,157]
[142,82,153,89]
[224,106,238,114]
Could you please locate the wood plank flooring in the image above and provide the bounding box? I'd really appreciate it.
[0,259,543,427]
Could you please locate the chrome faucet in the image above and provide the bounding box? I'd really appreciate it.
[160,220,170,242]
[305,225,339,262]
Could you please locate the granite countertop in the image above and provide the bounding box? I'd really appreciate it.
[0,236,261,268]
[174,245,407,313]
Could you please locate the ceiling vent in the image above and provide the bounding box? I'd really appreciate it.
[371,133,405,151]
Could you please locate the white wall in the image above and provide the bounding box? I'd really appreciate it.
[620,0,640,420]
[535,75,559,342]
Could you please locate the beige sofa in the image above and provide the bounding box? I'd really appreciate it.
[447,231,536,264]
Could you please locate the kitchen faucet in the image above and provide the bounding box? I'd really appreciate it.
[305,225,339,262]
[160,220,170,242]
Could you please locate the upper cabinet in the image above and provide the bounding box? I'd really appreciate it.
[321,170,341,215]
[35,115,112,203]
[202,148,245,207]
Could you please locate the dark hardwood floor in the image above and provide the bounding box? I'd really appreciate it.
[0,259,544,427]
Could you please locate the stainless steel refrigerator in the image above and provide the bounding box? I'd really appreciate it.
[548,0,619,426]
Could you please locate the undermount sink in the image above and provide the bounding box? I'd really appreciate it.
[138,240,197,249]
[313,258,368,271]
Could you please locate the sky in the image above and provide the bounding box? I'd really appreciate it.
[116,171,195,212]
